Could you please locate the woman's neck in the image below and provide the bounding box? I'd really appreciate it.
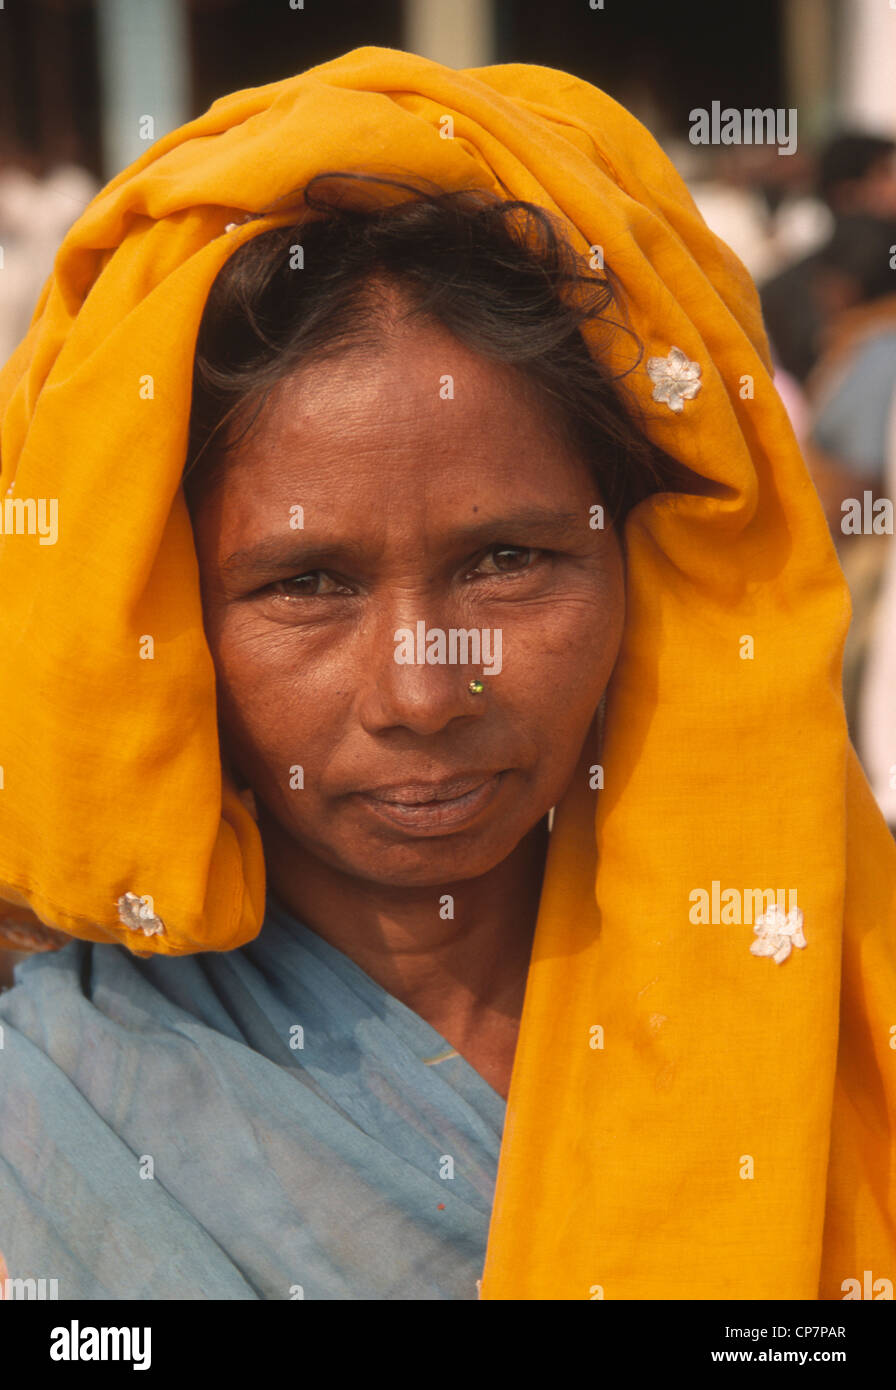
[259,811,550,1097]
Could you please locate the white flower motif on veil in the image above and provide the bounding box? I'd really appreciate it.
[750,905,806,964]
[117,891,165,937]
[645,346,702,413]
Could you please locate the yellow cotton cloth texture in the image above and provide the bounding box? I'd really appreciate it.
[1,46,894,1300]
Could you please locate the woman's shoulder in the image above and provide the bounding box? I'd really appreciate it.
[0,934,262,1096]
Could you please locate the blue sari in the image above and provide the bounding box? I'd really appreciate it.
[0,898,504,1299]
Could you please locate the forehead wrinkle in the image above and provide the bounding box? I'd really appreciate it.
[259,318,545,446]
[211,317,592,567]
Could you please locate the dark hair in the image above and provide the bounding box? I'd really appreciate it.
[185,171,692,528]
[818,133,896,206]
[817,212,896,303]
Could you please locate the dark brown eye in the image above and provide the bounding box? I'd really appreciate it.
[269,572,347,598]
[477,546,537,574]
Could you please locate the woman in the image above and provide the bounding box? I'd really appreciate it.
[0,46,894,1301]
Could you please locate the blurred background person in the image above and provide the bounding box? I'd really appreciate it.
[0,142,97,364]
[859,389,896,835]
[789,208,896,749]
[761,132,896,386]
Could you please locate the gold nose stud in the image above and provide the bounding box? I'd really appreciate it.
[468,679,485,695]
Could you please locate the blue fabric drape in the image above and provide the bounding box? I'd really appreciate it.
[0,897,504,1299]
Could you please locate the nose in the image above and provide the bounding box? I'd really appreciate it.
[356,611,490,737]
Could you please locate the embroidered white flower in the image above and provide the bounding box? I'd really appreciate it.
[646,346,702,412]
[117,891,165,937]
[749,905,806,964]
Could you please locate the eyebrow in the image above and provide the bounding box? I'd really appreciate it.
[219,507,587,581]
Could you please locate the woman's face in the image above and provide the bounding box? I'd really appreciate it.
[190,311,625,889]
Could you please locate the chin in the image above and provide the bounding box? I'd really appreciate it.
[325,828,527,890]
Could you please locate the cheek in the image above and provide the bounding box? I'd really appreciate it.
[507,543,625,693]
[206,617,335,793]
[508,584,623,754]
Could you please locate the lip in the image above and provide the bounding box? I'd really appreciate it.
[356,771,506,834]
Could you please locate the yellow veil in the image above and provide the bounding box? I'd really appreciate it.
[1,46,893,1300]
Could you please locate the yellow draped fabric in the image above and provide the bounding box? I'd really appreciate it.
[0,46,893,1300]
